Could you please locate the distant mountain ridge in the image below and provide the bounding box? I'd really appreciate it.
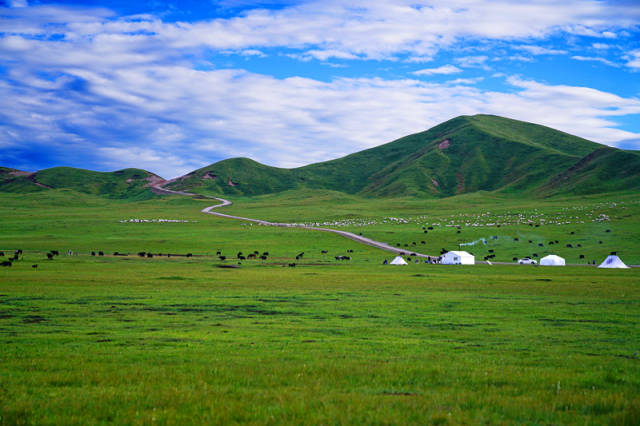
[0,166,163,200]
[165,115,640,198]
[2,115,639,199]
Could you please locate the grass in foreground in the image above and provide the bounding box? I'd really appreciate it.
[1,257,639,424]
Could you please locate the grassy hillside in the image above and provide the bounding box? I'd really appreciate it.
[0,167,161,200]
[169,115,637,198]
[0,167,45,193]
[542,147,640,196]
[166,157,295,196]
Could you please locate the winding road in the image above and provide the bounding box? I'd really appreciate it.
[151,183,436,260]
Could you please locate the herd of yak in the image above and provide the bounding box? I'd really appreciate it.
[0,226,610,269]
[0,248,354,269]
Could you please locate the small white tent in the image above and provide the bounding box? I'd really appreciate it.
[441,251,474,265]
[390,256,408,265]
[598,255,629,269]
[540,254,565,266]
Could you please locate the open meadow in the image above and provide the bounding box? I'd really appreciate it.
[0,190,639,424]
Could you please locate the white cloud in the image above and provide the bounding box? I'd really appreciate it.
[302,49,359,61]
[98,147,192,178]
[507,55,534,62]
[455,55,489,69]
[2,55,639,177]
[9,0,28,7]
[3,1,640,62]
[572,55,618,67]
[518,45,567,55]
[446,77,484,85]
[240,49,266,57]
[625,49,640,69]
[412,65,462,76]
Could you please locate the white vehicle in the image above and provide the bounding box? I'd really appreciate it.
[518,257,537,265]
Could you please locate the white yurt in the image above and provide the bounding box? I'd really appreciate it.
[441,251,474,265]
[540,254,565,266]
[390,256,408,265]
[598,254,630,269]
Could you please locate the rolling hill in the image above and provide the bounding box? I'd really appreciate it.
[2,115,639,199]
[0,166,162,200]
[165,114,640,198]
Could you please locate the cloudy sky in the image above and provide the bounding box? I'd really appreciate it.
[1,0,639,178]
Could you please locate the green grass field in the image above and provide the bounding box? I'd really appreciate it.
[1,189,639,424]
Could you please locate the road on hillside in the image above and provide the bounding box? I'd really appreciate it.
[151,183,437,260]
[151,183,640,267]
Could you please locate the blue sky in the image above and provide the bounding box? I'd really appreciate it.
[0,0,639,178]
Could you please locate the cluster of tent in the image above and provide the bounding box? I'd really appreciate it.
[388,250,475,265]
[537,253,630,268]
[386,251,630,268]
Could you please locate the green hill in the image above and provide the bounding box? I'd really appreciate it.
[168,114,638,198]
[0,167,45,193]
[3,115,638,199]
[0,167,162,200]
[165,158,295,196]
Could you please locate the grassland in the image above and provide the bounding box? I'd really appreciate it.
[0,189,639,424]
[220,189,640,265]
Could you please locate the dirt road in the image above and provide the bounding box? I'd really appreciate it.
[152,183,436,259]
